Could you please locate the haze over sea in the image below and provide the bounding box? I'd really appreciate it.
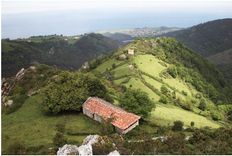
[2,0,232,39]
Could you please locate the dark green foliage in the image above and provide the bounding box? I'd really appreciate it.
[227,110,232,121]
[211,111,222,121]
[119,89,154,118]
[159,95,168,104]
[189,128,232,154]
[198,99,207,111]
[181,90,188,96]
[151,37,230,103]
[160,85,169,95]
[190,121,195,127]
[2,33,120,77]
[167,66,177,78]
[165,19,232,57]
[41,71,112,114]
[7,140,27,155]
[172,120,184,131]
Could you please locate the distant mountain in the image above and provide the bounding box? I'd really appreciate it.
[163,18,232,57]
[2,33,121,77]
[100,27,181,42]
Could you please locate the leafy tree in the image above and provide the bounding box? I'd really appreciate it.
[167,67,177,78]
[41,71,111,114]
[190,121,195,127]
[119,89,154,118]
[159,95,168,104]
[198,99,206,111]
[160,85,169,95]
[172,120,184,131]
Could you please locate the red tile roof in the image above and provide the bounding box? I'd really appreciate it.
[83,97,141,130]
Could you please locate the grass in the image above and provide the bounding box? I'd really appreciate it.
[150,104,221,128]
[95,58,122,73]
[112,63,134,78]
[2,95,102,153]
[124,78,160,101]
[134,54,167,77]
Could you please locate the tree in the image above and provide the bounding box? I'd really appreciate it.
[41,71,111,114]
[159,95,168,104]
[198,99,206,111]
[160,85,169,95]
[119,89,154,118]
[190,121,195,127]
[172,120,184,131]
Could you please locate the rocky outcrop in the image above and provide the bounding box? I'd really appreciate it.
[57,135,120,155]
[108,150,120,155]
[57,144,79,155]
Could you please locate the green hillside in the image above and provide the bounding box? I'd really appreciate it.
[2,33,120,77]
[2,37,232,155]
[93,37,232,127]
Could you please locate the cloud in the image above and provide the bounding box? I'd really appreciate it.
[2,0,232,14]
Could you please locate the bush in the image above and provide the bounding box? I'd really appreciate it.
[167,67,177,78]
[190,121,195,127]
[181,91,188,96]
[160,85,169,95]
[227,110,232,121]
[198,99,206,111]
[119,89,154,118]
[159,95,168,104]
[41,72,112,114]
[211,111,222,121]
[172,120,184,131]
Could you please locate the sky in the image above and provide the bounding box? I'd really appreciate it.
[2,0,232,39]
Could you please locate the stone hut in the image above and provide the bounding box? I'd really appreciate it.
[82,97,141,134]
[127,49,134,55]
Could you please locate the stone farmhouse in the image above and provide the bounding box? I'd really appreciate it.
[82,97,141,134]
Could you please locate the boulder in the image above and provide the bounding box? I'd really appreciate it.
[82,135,99,145]
[108,150,120,155]
[57,144,79,155]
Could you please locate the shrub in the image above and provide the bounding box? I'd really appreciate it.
[119,89,154,118]
[190,121,195,127]
[198,99,206,111]
[41,72,112,114]
[159,95,168,104]
[181,91,188,96]
[227,110,232,121]
[211,111,222,121]
[160,85,169,95]
[167,67,177,78]
[172,120,184,131]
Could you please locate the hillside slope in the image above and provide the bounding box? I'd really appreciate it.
[92,37,232,127]
[163,18,232,57]
[2,33,120,77]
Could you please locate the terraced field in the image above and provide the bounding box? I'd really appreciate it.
[94,53,223,128]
